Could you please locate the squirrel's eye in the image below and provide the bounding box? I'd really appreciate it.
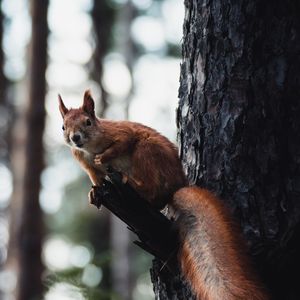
[62,125,65,131]
[86,119,91,126]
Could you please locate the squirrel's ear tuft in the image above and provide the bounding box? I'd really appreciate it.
[58,94,69,118]
[82,89,95,117]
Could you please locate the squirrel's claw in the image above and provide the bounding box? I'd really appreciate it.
[88,186,102,209]
[94,154,103,165]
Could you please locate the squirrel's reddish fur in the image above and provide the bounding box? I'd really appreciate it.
[59,90,269,300]
[59,90,186,209]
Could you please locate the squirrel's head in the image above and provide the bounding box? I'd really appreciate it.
[58,90,99,151]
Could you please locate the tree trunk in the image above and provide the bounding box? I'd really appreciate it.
[7,0,49,299]
[149,0,300,299]
[173,0,300,299]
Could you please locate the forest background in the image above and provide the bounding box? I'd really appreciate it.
[0,0,184,299]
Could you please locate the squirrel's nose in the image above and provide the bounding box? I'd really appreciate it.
[71,134,81,143]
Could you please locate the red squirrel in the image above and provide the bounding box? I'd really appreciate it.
[59,90,269,300]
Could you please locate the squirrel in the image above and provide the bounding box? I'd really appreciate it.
[58,90,186,209]
[59,90,269,300]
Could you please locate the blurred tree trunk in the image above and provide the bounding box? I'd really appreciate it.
[110,215,132,300]
[90,2,136,297]
[0,0,12,162]
[116,0,136,118]
[0,0,6,106]
[109,3,137,299]
[90,0,115,117]
[151,0,300,299]
[90,1,116,296]
[7,1,49,299]
[0,3,9,300]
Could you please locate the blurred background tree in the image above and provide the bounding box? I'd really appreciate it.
[0,0,184,299]
[7,0,48,299]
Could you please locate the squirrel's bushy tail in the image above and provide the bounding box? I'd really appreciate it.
[172,186,269,300]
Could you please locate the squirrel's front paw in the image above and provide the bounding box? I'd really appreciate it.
[88,187,96,204]
[88,186,102,209]
[94,154,103,165]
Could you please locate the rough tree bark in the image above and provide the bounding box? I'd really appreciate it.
[173,0,300,299]
[7,1,49,299]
